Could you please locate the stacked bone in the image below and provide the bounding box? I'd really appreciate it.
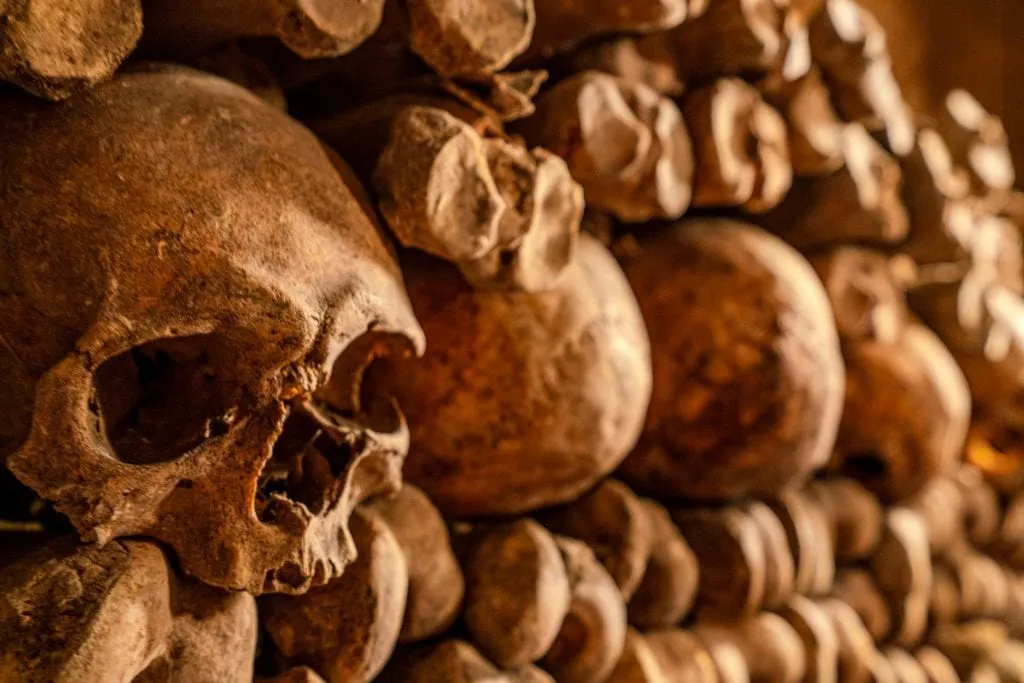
[3,0,1024,682]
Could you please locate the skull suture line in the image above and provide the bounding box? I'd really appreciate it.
[0,65,424,594]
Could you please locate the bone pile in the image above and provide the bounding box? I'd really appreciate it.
[2,0,1024,682]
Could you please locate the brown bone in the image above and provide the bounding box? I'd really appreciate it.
[669,0,791,81]
[142,0,386,59]
[898,129,972,265]
[605,629,671,683]
[743,501,798,609]
[627,498,700,629]
[522,0,688,62]
[559,34,684,97]
[644,629,720,683]
[540,537,628,683]
[619,219,844,501]
[673,507,767,620]
[695,613,808,683]
[0,538,256,682]
[539,480,653,601]
[365,235,652,517]
[379,639,552,683]
[766,489,835,597]
[778,596,841,683]
[367,485,465,642]
[936,90,1016,206]
[0,0,142,100]
[833,569,893,642]
[260,508,408,683]
[808,0,915,155]
[807,478,884,559]
[317,97,586,292]
[405,0,535,77]
[681,78,793,212]
[0,65,425,595]
[516,71,694,222]
[759,123,909,249]
[762,66,846,176]
[457,520,571,668]
[819,598,876,683]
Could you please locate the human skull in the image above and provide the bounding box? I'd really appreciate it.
[813,248,970,501]
[0,65,424,594]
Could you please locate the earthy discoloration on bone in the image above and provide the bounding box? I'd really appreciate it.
[366,235,652,517]
[0,538,256,682]
[260,508,408,683]
[627,498,699,629]
[540,536,627,683]
[142,0,386,59]
[517,71,694,222]
[539,480,652,602]
[681,79,792,212]
[619,219,844,501]
[0,0,141,100]
[458,520,571,668]
[0,65,424,595]
[368,485,464,643]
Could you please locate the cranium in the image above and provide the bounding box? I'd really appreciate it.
[0,65,424,594]
[813,248,970,501]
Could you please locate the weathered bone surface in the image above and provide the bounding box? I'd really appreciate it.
[642,629,719,683]
[317,98,585,291]
[540,536,627,683]
[695,613,808,683]
[813,248,970,500]
[0,65,425,594]
[192,42,289,112]
[142,0,386,59]
[605,628,670,682]
[759,123,909,249]
[0,538,257,682]
[367,485,464,642]
[560,35,684,97]
[522,0,687,62]
[673,507,767,620]
[457,520,571,668]
[778,596,841,683]
[517,71,694,222]
[937,90,1016,206]
[379,639,549,682]
[619,219,844,501]
[260,508,408,683]
[365,235,652,517]
[682,78,793,212]
[627,498,699,629]
[761,66,846,176]
[0,0,142,100]
[538,479,653,601]
[406,0,535,77]
[808,0,915,156]
[669,0,790,81]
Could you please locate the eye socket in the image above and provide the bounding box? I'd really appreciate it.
[90,335,246,466]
